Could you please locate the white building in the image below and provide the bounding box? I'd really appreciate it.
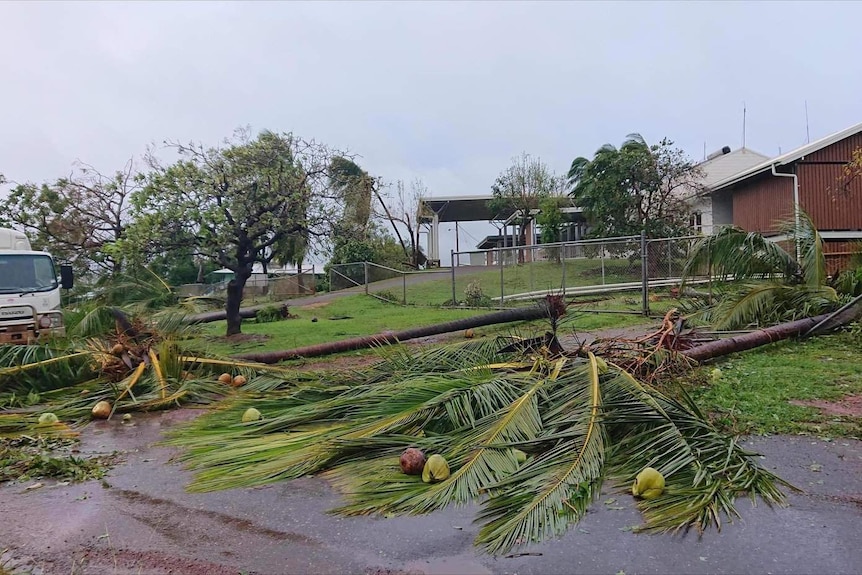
[688,146,770,234]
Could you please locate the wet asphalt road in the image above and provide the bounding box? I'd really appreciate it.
[1,410,860,575]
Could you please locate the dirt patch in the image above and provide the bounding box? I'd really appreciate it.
[790,394,862,418]
[299,301,331,310]
[208,333,272,344]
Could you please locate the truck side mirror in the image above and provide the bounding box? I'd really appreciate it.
[60,265,74,289]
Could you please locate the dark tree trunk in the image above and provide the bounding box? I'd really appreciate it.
[185,307,259,325]
[234,305,551,364]
[681,313,831,363]
[225,267,252,336]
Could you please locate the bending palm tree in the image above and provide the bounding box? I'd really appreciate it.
[681,213,839,329]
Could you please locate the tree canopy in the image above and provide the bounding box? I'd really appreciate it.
[0,160,141,277]
[489,154,563,261]
[133,129,343,335]
[568,134,703,239]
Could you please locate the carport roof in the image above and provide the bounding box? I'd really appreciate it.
[418,195,515,223]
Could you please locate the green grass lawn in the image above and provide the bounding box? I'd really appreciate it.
[194,293,651,357]
[690,332,862,438]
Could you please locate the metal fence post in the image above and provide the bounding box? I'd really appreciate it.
[450,250,456,306]
[561,249,567,297]
[499,247,505,306]
[641,232,649,316]
[667,238,673,279]
[364,262,369,295]
[601,242,606,285]
[402,272,407,305]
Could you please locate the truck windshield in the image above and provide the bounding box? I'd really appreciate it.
[0,254,58,294]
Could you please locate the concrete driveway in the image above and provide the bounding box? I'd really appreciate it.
[1,410,860,575]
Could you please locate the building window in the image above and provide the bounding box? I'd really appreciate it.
[690,212,703,233]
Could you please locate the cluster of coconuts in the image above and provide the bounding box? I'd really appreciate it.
[218,373,247,387]
[399,448,451,483]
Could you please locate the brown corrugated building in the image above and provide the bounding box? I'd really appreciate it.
[709,121,862,273]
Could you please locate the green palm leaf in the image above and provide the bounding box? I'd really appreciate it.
[165,341,791,555]
[474,354,605,553]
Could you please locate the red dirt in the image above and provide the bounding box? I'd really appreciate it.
[791,394,862,418]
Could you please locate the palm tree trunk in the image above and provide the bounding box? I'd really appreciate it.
[682,313,831,363]
[233,306,549,364]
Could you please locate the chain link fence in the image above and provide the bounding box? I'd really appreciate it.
[328,262,450,304]
[329,234,713,315]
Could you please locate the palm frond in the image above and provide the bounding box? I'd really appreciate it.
[682,226,798,284]
[781,212,828,288]
[709,283,838,330]
[474,354,604,553]
[154,338,792,555]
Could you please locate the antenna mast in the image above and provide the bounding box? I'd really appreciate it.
[742,101,746,148]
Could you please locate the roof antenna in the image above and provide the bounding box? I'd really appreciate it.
[742,101,746,148]
[805,100,811,144]
[703,142,707,161]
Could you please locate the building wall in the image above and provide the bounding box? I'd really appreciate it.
[688,148,770,235]
[726,133,862,234]
[711,192,734,229]
[731,172,794,234]
[823,240,862,275]
[796,132,862,231]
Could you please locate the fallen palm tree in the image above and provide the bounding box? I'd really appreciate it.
[0,310,289,437]
[234,305,553,363]
[166,331,792,555]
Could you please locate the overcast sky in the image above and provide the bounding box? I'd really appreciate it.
[2,1,861,263]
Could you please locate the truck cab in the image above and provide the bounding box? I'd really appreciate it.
[0,228,73,343]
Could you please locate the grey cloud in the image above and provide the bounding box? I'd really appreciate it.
[2,0,861,259]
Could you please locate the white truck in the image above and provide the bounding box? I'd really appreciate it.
[0,228,73,343]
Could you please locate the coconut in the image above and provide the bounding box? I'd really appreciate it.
[218,373,233,384]
[242,407,262,423]
[122,413,132,422]
[464,328,475,339]
[91,400,112,419]
[110,343,125,356]
[232,375,247,387]
[38,412,59,425]
[512,448,528,464]
[399,447,426,475]
[632,467,665,500]
[422,454,451,483]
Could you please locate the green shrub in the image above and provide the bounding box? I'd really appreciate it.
[464,280,493,307]
[256,304,289,323]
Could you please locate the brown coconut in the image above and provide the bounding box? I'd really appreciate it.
[91,400,112,419]
[218,373,233,384]
[232,375,247,387]
[399,447,426,475]
[464,328,475,339]
[110,343,125,356]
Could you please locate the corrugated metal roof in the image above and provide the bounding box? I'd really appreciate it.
[698,148,770,188]
[711,120,862,191]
